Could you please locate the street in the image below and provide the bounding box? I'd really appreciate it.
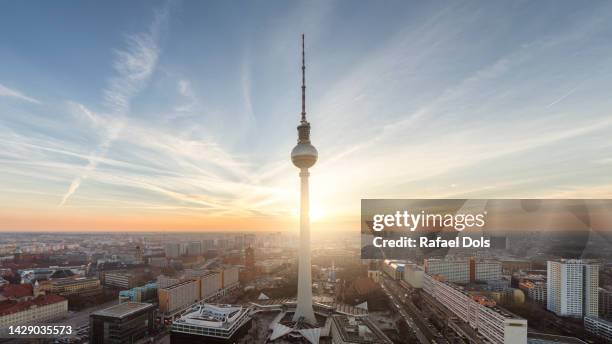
[380,275,437,344]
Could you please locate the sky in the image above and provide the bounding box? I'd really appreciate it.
[0,0,611,232]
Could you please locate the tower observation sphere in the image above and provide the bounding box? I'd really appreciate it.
[291,141,317,168]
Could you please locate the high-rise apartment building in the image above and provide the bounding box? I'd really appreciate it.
[547,259,599,318]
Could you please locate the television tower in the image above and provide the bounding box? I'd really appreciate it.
[291,34,318,325]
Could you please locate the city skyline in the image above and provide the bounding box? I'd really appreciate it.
[2,1,612,232]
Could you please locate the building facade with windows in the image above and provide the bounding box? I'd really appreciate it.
[585,316,612,342]
[90,302,155,344]
[158,279,200,314]
[424,273,527,344]
[171,304,251,342]
[547,259,599,318]
[0,294,67,327]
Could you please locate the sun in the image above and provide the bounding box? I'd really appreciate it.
[310,205,326,222]
[291,205,326,222]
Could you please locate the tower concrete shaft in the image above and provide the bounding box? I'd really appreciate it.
[293,168,316,324]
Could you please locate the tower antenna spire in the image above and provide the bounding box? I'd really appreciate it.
[301,33,306,123]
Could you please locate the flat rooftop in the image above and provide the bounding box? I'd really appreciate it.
[332,315,392,344]
[250,297,368,316]
[528,331,588,344]
[163,279,197,290]
[92,302,154,319]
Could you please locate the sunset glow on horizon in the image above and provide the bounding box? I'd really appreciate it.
[1,1,612,232]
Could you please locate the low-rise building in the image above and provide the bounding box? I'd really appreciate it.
[103,272,138,289]
[0,294,67,327]
[119,282,157,303]
[171,304,251,342]
[90,302,155,344]
[41,277,102,297]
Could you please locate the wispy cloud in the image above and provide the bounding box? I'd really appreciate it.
[59,5,169,206]
[178,79,192,97]
[241,54,255,124]
[0,83,39,104]
[546,85,581,108]
[174,79,197,112]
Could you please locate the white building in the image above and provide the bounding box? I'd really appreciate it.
[424,274,527,344]
[584,315,612,342]
[547,259,599,318]
[403,262,424,288]
[171,304,251,341]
